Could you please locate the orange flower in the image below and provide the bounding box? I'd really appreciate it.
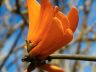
[39,64,64,72]
[26,0,79,59]
[24,64,64,72]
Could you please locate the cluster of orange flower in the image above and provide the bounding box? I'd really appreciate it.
[25,0,79,72]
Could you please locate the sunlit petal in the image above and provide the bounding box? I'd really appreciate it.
[27,0,40,41]
[39,64,64,72]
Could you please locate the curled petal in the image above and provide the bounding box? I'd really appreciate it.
[54,6,60,15]
[67,6,79,32]
[56,11,70,32]
[39,64,64,72]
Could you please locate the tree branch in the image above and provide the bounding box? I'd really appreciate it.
[0,0,3,6]
[49,54,96,61]
[0,26,24,70]
[0,0,27,69]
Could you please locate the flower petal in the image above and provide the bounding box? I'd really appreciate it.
[27,0,40,41]
[29,17,64,57]
[56,11,70,32]
[40,0,50,6]
[67,6,79,32]
[24,69,28,72]
[29,0,54,44]
[40,28,73,58]
[39,64,64,72]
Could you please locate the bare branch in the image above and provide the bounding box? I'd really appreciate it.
[49,54,96,62]
[0,26,24,70]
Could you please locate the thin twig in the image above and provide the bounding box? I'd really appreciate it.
[0,0,3,6]
[49,54,96,62]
